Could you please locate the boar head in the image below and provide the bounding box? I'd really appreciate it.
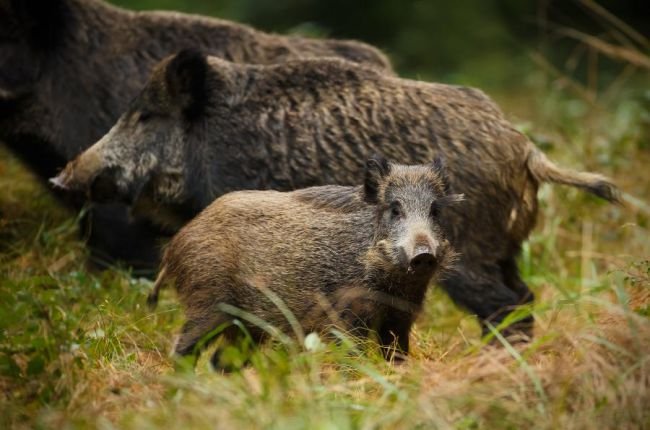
[50,49,227,215]
[364,155,462,279]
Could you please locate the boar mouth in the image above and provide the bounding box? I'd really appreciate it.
[51,164,149,205]
[407,252,437,276]
[91,166,152,205]
[90,166,130,203]
[397,245,438,277]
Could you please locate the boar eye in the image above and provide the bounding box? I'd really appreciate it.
[430,201,440,218]
[389,201,403,219]
[139,111,154,123]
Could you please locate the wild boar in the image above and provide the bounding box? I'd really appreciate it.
[148,156,459,368]
[54,50,620,337]
[0,0,392,269]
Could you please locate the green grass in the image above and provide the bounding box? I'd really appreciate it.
[1,81,649,429]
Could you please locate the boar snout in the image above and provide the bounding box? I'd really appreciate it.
[49,169,73,190]
[50,146,106,191]
[403,236,438,275]
[409,246,436,271]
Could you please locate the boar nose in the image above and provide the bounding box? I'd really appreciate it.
[49,171,71,190]
[49,145,106,191]
[408,245,436,273]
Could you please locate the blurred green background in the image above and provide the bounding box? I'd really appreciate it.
[107,0,649,92]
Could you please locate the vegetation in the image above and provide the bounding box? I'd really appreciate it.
[1,1,649,429]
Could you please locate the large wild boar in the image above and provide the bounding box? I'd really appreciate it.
[148,157,459,369]
[0,0,391,269]
[54,50,620,337]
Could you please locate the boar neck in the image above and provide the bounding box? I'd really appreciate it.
[364,261,432,308]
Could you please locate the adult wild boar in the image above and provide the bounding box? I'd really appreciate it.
[148,157,459,368]
[0,0,391,269]
[54,50,620,337]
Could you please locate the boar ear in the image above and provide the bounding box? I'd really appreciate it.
[440,193,465,206]
[364,155,391,204]
[166,49,209,120]
[431,155,445,172]
[431,155,452,195]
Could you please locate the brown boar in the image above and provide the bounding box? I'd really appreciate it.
[148,156,460,368]
[55,50,620,337]
[0,0,392,269]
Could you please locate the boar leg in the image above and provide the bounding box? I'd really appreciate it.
[209,328,260,373]
[498,257,535,338]
[439,259,534,340]
[174,314,234,363]
[378,314,412,362]
[334,293,375,341]
[83,203,164,273]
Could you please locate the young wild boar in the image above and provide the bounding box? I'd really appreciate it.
[0,0,391,268]
[54,50,620,338]
[148,157,460,368]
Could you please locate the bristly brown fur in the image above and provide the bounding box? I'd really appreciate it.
[0,0,393,269]
[60,48,619,338]
[150,160,457,367]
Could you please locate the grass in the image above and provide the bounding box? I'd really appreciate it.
[1,76,649,429]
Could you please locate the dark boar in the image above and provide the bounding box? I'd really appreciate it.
[55,50,620,337]
[148,157,459,368]
[0,0,392,269]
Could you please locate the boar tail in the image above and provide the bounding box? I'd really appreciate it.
[526,147,621,203]
[147,266,168,310]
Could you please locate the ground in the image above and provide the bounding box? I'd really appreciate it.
[0,80,648,429]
